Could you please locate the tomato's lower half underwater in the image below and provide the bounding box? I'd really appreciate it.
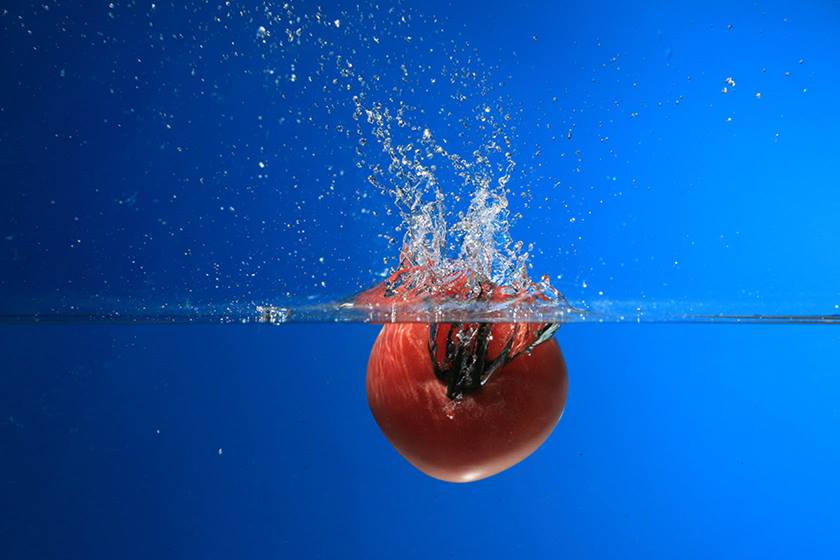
[366,322,569,483]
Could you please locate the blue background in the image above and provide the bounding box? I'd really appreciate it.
[3,0,840,558]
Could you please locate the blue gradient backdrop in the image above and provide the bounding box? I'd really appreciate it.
[3,1,840,558]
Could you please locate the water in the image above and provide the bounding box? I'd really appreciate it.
[5,323,840,558]
[2,298,838,324]
[3,0,840,557]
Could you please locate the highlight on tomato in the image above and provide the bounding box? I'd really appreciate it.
[357,267,569,483]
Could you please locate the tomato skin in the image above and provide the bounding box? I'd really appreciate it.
[366,322,568,483]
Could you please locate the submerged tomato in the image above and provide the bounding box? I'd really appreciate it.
[366,322,568,482]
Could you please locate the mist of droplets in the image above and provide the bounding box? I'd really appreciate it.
[253,1,540,294]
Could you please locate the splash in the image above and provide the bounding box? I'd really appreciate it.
[353,96,531,293]
[336,18,556,307]
[253,1,559,309]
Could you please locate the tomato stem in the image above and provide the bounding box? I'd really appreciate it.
[428,322,557,400]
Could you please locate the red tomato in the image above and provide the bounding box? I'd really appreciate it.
[366,321,568,482]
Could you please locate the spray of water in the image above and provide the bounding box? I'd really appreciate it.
[353,96,537,295]
[254,1,559,308]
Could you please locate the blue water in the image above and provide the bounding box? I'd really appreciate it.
[4,323,840,557]
[3,0,840,557]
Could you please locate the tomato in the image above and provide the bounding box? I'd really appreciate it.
[357,267,569,482]
[366,322,568,482]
